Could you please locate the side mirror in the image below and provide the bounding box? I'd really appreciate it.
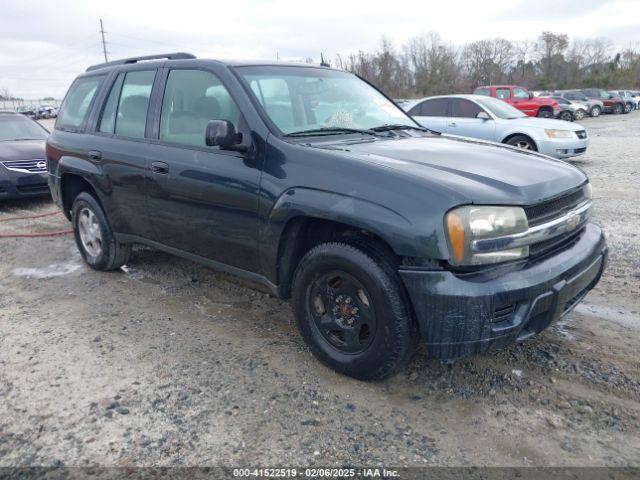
[205,120,246,152]
[476,111,491,120]
[608,94,614,99]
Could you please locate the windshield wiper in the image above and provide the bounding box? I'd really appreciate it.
[285,127,378,137]
[370,124,432,133]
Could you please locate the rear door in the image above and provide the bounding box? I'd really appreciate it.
[91,68,158,238]
[144,67,262,272]
[408,98,449,132]
[446,98,496,141]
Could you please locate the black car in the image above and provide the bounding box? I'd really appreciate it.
[0,112,50,199]
[47,53,607,380]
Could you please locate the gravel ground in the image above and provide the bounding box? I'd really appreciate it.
[0,114,639,468]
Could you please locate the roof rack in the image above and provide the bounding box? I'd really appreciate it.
[86,52,196,72]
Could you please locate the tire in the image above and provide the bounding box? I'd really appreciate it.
[71,191,131,271]
[624,103,632,114]
[559,110,574,122]
[537,109,553,118]
[574,109,586,121]
[291,242,417,380]
[505,135,537,151]
[613,103,623,114]
[590,106,601,117]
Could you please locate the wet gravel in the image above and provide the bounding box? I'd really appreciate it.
[0,114,639,468]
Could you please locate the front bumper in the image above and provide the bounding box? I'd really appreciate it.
[0,166,50,200]
[537,136,589,159]
[399,223,607,360]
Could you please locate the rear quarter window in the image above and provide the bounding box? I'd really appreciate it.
[473,88,490,96]
[56,75,104,131]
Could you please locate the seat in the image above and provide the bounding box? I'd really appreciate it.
[116,95,149,138]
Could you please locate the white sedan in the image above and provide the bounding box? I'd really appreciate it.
[404,94,589,159]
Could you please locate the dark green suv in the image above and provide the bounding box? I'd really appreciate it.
[47,53,607,379]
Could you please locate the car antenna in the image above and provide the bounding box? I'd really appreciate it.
[320,53,330,67]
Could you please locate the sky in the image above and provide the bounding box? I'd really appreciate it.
[1,0,639,99]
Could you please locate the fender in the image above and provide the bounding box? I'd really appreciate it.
[54,155,106,219]
[259,187,441,283]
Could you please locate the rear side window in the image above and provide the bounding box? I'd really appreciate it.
[57,75,104,131]
[159,69,241,148]
[98,70,155,138]
[450,99,483,118]
[496,88,511,99]
[473,88,490,96]
[416,98,448,116]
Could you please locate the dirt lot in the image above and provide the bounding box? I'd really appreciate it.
[1,114,639,468]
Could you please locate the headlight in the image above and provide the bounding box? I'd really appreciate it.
[445,206,529,266]
[545,129,574,139]
[583,182,592,200]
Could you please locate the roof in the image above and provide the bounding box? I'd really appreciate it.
[402,94,498,104]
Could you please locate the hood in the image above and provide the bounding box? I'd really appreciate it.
[0,140,46,161]
[507,116,585,131]
[313,135,586,205]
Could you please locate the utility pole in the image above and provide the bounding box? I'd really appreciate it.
[100,18,108,62]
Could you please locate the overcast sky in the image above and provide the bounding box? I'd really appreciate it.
[1,0,639,99]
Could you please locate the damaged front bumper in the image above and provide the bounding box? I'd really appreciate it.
[399,223,607,360]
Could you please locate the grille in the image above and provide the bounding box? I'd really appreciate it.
[574,147,587,154]
[576,130,587,139]
[17,183,49,193]
[524,188,585,227]
[492,304,516,322]
[529,228,583,259]
[1,159,47,173]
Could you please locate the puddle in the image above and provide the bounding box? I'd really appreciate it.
[12,261,82,279]
[120,265,161,284]
[572,302,640,329]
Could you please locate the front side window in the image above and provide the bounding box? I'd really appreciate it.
[450,99,483,118]
[237,66,415,134]
[159,69,241,147]
[496,88,511,99]
[57,75,104,130]
[513,88,529,99]
[475,97,526,119]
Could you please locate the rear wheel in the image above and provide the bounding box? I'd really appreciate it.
[573,109,586,121]
[613,103,623,114]
[506,135,537,151]
[72,192,131,271]
[537,108,553,118]
[559,110,574,122]
[590,105,601,117]
[291,242,417,380]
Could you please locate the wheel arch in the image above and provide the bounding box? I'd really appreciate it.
[502,132,538,150]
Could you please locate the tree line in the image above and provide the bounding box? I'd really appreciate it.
[333,31,640,98]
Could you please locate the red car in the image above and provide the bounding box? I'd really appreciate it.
[473,85,559,118]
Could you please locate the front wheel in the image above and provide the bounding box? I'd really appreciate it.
[574,109,586,121]
[291,242,417,380]
[559,110,574,122]
[72,192,131,271]
[613,103,624,114]
[590,105,601,117]
[624,103,632,114]
[506,135,537,151]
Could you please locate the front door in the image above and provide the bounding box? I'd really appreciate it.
[445,98,496,141]
[145,68,262,272]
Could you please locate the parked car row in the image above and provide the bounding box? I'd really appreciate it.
[15,104,58,120]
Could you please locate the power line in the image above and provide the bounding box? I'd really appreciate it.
[100,18,108,62]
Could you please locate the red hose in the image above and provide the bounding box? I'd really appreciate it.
[0,209,71,237]
[0,230,73,238]
[0,210,62,222]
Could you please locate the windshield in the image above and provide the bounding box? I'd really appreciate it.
[236,66,416,135]
[0,115,48,141]
[474,96,526,119]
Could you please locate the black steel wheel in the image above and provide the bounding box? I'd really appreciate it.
[292,242,417,380]
[613,103,624,114]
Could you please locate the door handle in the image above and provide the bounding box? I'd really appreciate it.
[151,161,169,175]
[88,150,102,161]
